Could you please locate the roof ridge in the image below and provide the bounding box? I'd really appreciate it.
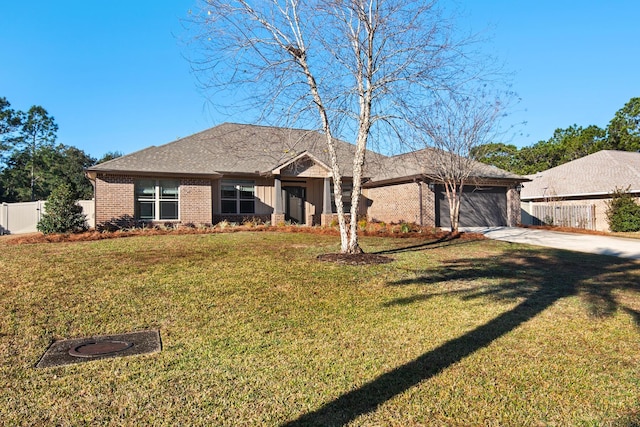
[89,145,158,169]
[218,121,331,136]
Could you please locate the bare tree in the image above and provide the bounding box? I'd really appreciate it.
[188,0,490,253]
[416,90,507,231]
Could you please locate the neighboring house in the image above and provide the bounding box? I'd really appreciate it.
[520,150,640,231]
[86,123,525,229]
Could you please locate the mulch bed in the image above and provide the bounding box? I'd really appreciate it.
[3,226,485,245]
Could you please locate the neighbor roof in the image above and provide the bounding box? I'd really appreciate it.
[88,123,385,177]
[521,150,640,200]
[368,148,525,185]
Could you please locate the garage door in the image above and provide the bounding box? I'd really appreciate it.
[436,185,507,228]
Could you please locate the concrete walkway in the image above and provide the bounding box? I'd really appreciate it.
[462,227,640,261]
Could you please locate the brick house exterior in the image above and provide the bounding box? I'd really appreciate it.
[87,123,525,229]
[364,181,436,226]
[93,175,136,225]
[93,175,214,227]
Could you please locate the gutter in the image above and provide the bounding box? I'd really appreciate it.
[521,189,640,201]
[85,169,222,180]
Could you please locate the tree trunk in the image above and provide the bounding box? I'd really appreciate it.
[444,181,464,232]
[346,128,368,255]
[290,43,351,253]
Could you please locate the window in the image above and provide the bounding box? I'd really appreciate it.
[331,181,353,214]
[135,179,179,221]
[221,180,255,214]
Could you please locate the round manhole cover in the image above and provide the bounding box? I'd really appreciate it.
[69,340,134,358]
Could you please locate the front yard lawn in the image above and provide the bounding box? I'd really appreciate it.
[1,232,639,426]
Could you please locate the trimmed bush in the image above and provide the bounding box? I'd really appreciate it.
[606,187,640,232]
[37,184,88,234]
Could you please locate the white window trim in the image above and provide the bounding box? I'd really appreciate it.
[136,179,180,221]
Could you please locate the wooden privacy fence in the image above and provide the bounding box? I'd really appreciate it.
[0,200,95,235]
[527,204,596,230]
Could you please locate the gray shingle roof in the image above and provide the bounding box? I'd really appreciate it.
[367,148,525,184]
[88,123,385,177]
[88,122,523,184]
[521,150,640,200]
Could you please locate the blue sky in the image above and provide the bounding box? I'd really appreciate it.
[1,1,638,159]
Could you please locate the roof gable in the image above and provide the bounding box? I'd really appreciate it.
[271,152,332,178]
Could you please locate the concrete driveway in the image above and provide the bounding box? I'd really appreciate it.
[462,227,640,261]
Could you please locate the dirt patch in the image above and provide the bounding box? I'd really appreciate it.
[316,253,394,265]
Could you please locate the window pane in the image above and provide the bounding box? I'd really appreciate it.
[239,200,255,214]
[137,201,155,219]
[342,183,353,198]
[160,180,179,199]
[136,179,156,199]
[239,185,254,199]
[221,200,237,214]
[160,201,178,220]
[221,184,236,199]
[330,182,352,213]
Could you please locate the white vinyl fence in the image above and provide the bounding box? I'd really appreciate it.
[0,200,95,235]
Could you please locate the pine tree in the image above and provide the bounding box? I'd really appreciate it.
[37,184,87,234]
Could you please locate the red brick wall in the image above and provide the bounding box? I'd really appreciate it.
[95,174,135,225]
[94,174,213,227]
[180,178,212,225]
[365,182,435,226]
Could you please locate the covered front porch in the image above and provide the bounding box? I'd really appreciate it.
[269,152,347,227]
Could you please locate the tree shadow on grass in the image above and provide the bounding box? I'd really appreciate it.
[371,233,481,255]
[283,249,640,426]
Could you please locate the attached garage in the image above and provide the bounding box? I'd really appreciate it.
[436,185,508,228]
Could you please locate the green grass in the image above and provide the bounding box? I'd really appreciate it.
[1,232,639,426]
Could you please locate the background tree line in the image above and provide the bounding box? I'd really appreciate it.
[0,97,121,203]
[474,97,640,175]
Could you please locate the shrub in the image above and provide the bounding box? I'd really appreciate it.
[606,187,640,232]
[37,184,88,234]
[216,220,230,229]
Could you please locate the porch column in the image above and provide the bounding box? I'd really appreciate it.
[321,176,333,227]
[322,177,332,214]
[274,175,283,214]
[272,175,285,226]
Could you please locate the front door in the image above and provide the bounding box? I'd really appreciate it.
[283,186,306,224]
